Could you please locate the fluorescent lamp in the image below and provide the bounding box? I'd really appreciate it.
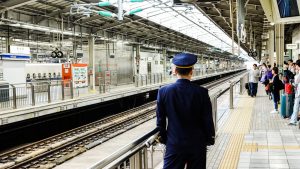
[98,11,117,17]
[98,1,111,7]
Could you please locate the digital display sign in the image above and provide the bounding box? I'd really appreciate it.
[277,0,299,18]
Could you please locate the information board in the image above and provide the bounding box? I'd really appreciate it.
[72,64,88,88]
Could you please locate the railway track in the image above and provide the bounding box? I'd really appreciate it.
[0,71,246,169]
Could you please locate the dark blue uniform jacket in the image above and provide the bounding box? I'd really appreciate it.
[156,79,215,151]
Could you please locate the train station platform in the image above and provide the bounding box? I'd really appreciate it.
[0,69,244,126]
[59,83,300,169]
[53,72,244,169]
[207,84,300,169]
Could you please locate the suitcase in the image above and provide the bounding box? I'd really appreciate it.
[280,94,294,118]
[286,94,294,118]
[245,83,249,90]
[245,83,250,96]
[280,94,287,118]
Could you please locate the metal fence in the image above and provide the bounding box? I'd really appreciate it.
[89,72,249,169]
[0,80,80,110]
[90,89,221,169]
[134,68,241,88]
[0,69,245,111]
[134,73,164,87]
[89,88,225,169]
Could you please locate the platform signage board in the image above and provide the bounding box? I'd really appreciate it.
[10,46,31,55]
[286,44,298,49]
[72,64,88,88]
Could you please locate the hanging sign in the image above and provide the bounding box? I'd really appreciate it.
[286,44,298,49]
[10,46,31,55]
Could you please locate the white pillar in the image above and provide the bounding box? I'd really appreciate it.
[268,29,275,67]
[162,48,167,79]
[88,36,95,90]
[275,24,284,69]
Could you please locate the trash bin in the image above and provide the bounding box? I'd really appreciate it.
[0,81,9,102]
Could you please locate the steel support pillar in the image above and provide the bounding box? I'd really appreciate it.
[136,45,141,75]
[201,55,204,74]
[117,0,123,21]
[268,28,275,67]
[88,36,95,90]
[162,48,167,80]
[6,25,10,53]
[230,0,235,55]
[275,24,284,70]
[230,83,234,109]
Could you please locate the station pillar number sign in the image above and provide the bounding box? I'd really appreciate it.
[248,49,257,57]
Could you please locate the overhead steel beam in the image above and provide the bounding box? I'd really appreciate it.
[36,0,63,9]
[116,24,208,50]
[259,0,274,23]
[209,13,264,23]
[212,3,231,29]
[80,15,103,23]
[36,6,71,23]
[0,0,37,13]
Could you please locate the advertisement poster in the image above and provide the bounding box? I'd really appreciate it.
[72,64,88,88]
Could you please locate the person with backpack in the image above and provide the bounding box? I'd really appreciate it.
[289,60,300,125]
[264,65,273,97]
[266,65,273,79]
[260,63,268,83]
[283,61,294,80]
[270,67,284,114]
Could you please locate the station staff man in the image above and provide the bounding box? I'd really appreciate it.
[156,53,215,169]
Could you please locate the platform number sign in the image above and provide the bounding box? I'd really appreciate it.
[248,49,257,57]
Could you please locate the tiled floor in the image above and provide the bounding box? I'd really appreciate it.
[207,84,300,169]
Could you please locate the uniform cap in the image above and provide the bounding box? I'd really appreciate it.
[172,53,197,68]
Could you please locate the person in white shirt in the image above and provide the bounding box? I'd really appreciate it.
[289,60,300,125]
[248,64,260,97]
[288,59,295,74]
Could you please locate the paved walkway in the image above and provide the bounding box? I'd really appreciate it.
[207,84,300,169]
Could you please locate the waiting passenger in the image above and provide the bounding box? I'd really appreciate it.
[248,64,260,97]
[156,53,215,169]
[263,65,273,96]
[260,63,268,83]
[270,67,284,114]
[284,61,289,70]
[288,59,295,74]
[267,65,273,79]
[289,60,300,125]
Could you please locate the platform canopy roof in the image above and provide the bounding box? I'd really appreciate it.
[194,0,270,60]
[121,0,249,59]
[0,0,254,61]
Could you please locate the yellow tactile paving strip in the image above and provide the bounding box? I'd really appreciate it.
[218,95,255,169]
[242,143,300,151]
